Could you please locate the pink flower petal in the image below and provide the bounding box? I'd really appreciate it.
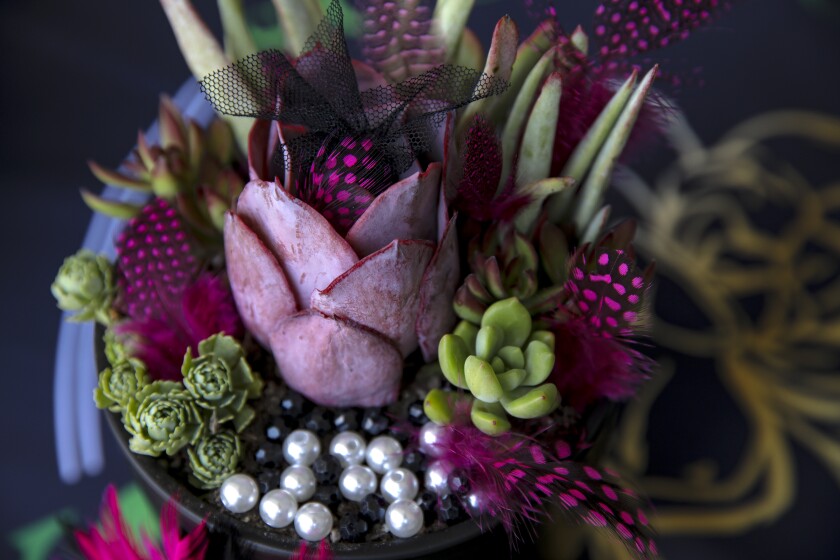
[269,311,402,407]
[236,179,358,307]
[416,213,460,361]
[345,164,441,257]
[224,212,298,347]
[247,120,279,182]
[311,239,435,356]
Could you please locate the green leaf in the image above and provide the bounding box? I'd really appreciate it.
[438,334,470,389]
[433,0,476,63]
[271,0,324,55]
[465,356,504,403]
[513,177,574,235]
[497,345,525,369]
[88,161,150,191]
[498,47,555,194]
[481,297,532,348]
[475,325,503,362]
[496,368,526,392]
[80,190,143,219]
[516,72,562,188]
[573,66,658,232]
[470,399,510,435]
[522,340,555,386]
[218,0,259,63]
[500,383,559,419]
[424,388,455,424]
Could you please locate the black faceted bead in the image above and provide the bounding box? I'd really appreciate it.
[402,448,426,474]
[437,494,464,524]
[339,512,370,543]
[302,407,334,435]
[415,490,438,524]
[264,416,293,442]
[279,392,310,418]
[359,493,388,524]
[448,468,471,496]
[361,408,390,436]
[333,409,360,432]
[257,470,281,494]
[407,400,428,426]
[254,442,284,469]
[313,484,342,511]
[312,455,342,485]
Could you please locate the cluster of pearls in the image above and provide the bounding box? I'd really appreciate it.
[221,422,450,541]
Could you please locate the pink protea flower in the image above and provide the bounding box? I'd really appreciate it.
[75,485,208,560]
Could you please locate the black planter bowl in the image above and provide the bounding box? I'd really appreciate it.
[96,331,521,560]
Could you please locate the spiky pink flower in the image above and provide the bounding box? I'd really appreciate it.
[117,273,244,381]
[74,485,208,560]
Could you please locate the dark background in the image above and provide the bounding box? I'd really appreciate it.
[2,0,840,558]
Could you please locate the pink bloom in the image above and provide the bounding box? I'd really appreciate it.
[75,485,208,560]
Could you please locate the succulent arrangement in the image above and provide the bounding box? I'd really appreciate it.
[54,0,736,558]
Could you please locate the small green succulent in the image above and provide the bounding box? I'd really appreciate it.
[187,430,241,489]
[428,297,560,435]
[94,358,149,413]
[124,381,205,457]
[51,249,115,324]
[182,334,263,433]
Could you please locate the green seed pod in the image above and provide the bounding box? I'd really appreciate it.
[475,325,504,361]
[51,249,116,325]
[481,297,532,348]
[94,358,149,413]
[523,340,556,386]
[423,388,455,425]
[501,383,559,419]
[465,356,504,403]
[438,334,470,389]
[187,431,241,489]
[471,400,511,436]
[497,346,525,369]
[124,381,205,457]
[496,368,527,392]
[182,334,263,432]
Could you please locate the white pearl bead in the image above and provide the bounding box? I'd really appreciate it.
[219,473,259,513]
[339,464,378,502]
[283,429,321,466]
[294,502,333,541]
[385,499,424,538]
[380,468,419,503]
[329,431,367,467]
[418,422,445,457]
[365,436,403,474]
[281,465,317,502]
[259,489,298,528]
[424,460,452,495]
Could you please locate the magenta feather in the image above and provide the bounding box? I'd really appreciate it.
[432,425,659,557]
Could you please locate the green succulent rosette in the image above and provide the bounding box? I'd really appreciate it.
[94,358,149,413]
[182,334,263,432]
[124,381,205,457]
[187,430,241,489]
[51,249,115,324]
[428,297,560,435]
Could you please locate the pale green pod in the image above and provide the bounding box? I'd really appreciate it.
[522,340,555,386]
[501,383,559,419]
[471,400,511,436]
[465,356,504,403]
[453,321,479,354]
[423,388,455,425]
[497,346,525,370]
[476,325,504,361]
[481,297,532,348]
[497,368,527,392]
[438,334,470,389]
